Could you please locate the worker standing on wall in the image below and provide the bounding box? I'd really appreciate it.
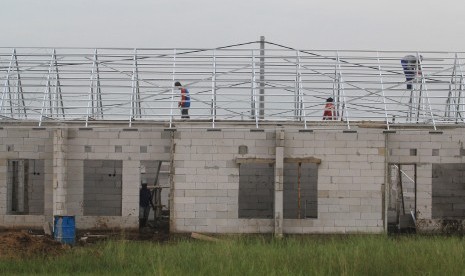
[401,55,423,90]
[323,97,336,120]
[175,81,190,119]
[139,181,154,228]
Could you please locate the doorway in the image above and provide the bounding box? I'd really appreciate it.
[387,164,417,233]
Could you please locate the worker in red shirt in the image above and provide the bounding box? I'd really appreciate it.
[323,97,336,120]
[175,81,190,119]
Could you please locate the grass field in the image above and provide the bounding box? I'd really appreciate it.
[1,235,464,275]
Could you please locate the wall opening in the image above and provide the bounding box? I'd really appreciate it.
[432,163,465,219]
[239,163,274,218]
[83,160,122,216]
[387,164,416,233]
[140,160,171,228]
[238,161,319,219]
[7,159,45,215]
[283,162,318,219]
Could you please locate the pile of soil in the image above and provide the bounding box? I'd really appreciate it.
[0,231,68,258]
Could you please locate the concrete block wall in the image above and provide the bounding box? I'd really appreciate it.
[0,126,170,229]
[283,128,385,234]
[0,127,52,228]
[1,123,465,233]
[172,126,386,234]
[66,128,170,229]
[432,163,465,219]
[67,160,84,216]
[388,130,460,220]
[27,159,45,215]
[83,160,123,216]
[239,163,274,218]
[173,128,249,233]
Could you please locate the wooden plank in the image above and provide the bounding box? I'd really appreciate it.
[191,232,220,242]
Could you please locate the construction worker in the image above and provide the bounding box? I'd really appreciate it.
[323,97,336,120]
[401,55,423,90]
[175,81,190,119]
[139,181,154,228]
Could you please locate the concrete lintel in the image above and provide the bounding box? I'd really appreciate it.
[123,128,138,131]
[284,157,321,164]
[235,157,322,164]
[236,158,275,164]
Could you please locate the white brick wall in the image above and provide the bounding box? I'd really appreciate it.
[0,124,464,233]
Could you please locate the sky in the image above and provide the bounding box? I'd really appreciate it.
[1,0,465,51]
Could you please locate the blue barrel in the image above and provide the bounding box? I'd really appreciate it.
[54,216,76,245]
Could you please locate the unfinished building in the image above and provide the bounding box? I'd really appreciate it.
[1,41,465,234]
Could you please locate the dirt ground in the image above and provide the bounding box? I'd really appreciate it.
[0,222,170,259]
[0,231,69,258]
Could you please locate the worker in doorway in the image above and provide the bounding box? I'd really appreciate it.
[401,55,423,90]
[175,81,190,119]
[323,97,336,120]
[139,181,154,228]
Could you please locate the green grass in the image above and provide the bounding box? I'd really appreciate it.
[1,235,464,275]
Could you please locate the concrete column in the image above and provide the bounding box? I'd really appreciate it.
[53,128,68,216]
[122,160,140,227]
[274,129,284,237]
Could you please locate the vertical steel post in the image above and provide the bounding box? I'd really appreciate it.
[86,49,98,127]
[39,52,54,126]
[13,49,26,118]
[259,36,265,120]
[336,51,351,129]
[446,55,457,119]
[1,50,14,118]
[454,53,464,123]
[296,52,308,129]
[251,51,259,128]
[169,49,177,128]
[211,49,217,128]
[294,51,299,120]
[377,52,390,130]
[454,53,465,123]
[130,48,140,126]
[415,52,423,123]
[52,50,64,118]
[95,50,102,119]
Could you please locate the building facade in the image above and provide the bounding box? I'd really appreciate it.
[1,121,464,234]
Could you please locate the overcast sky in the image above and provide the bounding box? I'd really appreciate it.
[1,0,464,51]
